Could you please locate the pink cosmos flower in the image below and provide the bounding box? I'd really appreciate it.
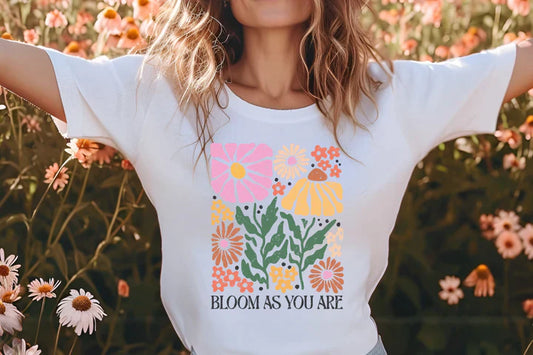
[0,248,21,289]
[88,145,116,165]
[45,9,68,29]
[518,115,533,140]
[503,153,526,170]
[210,143,273,203]
[0,283,22,303]
[23,29,39,45]
[27,278,61,301]
[133,0,160,21]
[94,7,122,35]
[118,279,129,298]
[43,162,69,192]
[492,209,521,236]
[65,138,100,168]
[495,230,523,259]
[0,300,23,336]
[494,127,522,149]
[57,288,107,335]
[2,338,42,355]
[518,223,533,259]
[438,276,464,305]
[507,0,530,16]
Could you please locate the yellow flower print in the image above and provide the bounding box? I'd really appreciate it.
[281,168,343,216]
[221,207,234,221]
[273,144,309,179]
[275,278,294,293]
[284,267,298,282]
[326,227,344,244]
[211,213,220,225]
[212,199,225,214]
[329,243,342,258]
[269,265,283,283]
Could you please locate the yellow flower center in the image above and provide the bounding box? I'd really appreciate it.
[527,115,533,125]
[138,0,149,6]
[0,265,9,276]
[103,7,117,19]
[38,284,53,293]
[476,264,490,279]
[2,291,13,303]
[66,41,80,53]
[230,163,246,179]
[72,295,92,311]
[0,301,5,315]
[126,28,140,40]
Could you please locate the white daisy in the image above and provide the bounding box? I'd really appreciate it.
[56,288,107,335]
[0,248,21,289]
[2,338,41,355]
[27,278,61,301]
[0,300,24,336]
[518,223,533,259]
[438,275,464,305]
[0,283,22,303]
[492,210,521,236]
[495,230,523,259]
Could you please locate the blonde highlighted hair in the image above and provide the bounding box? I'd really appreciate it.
[132,0,394,168]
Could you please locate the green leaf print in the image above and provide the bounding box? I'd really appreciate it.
[263,222,285,255]
[244,233,258,247]
[244,242,262,270]
[241,259,267,285]
[235,206,260,235]
[260,197,279,237]
[263,239,288,266]
[302,243,328,271]
[280,212,337,290]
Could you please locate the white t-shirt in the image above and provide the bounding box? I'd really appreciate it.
[38,41,517,355]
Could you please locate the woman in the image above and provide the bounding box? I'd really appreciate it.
[1,0,532,354]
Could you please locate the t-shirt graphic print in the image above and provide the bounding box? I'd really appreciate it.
[209,142,346,311]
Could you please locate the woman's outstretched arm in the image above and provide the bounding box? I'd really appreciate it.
[0,38,66,123]
[504,38,533,104]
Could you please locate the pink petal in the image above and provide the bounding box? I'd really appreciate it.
[211,159,229,179]
[236,143,255,161]
[210,143,229,162]
[248,172,271,189]
[243,178,269,201]
[211,172,229,194]
[247,160,273,177]
[225,143,237,161]
[241,143,273,163]
[220,179,236,203]
[236,180,254,203]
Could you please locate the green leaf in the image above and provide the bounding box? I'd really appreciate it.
[50,243,68,278]
[244,233,258,247]
[280,212,302,240]
[303,219,336,251]
[260,197,279,236]
[244,242,262,270]
[263,222,285,255]
[235,206,260,236]
[289,237,301,256]
[288,252,299,266]
[263,240,288,266]
[240,259,266,285]
[302,243,327,271]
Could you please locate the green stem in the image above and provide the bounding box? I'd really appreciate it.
[34,298,45,344]
[102,296,121,355]
[68,336,78,355]
[53,323,62,355]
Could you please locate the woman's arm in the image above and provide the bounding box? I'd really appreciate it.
[0,38,66,123]
[504,38,533,104]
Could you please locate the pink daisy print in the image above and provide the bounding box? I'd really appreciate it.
[210,143,273,203]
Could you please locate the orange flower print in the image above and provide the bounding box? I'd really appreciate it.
[310,145,328,161]
[212,278,228,292]
[211,222,244,268]
[327,146,340,160]
[212,266,226,280]
[223,269,242,287]
[317,160,331,171]
[309,257,344,293]
[272,181,286,196]
[237,278,254,293]
[330,165,341,178]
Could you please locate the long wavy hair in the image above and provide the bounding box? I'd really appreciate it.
[133,0,394,170]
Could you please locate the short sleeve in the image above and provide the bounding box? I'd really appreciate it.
[392,41,517,162]
[38,45,149,164]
